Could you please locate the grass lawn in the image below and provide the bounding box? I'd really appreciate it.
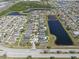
[45,15,56,48]
[0,1,50,16]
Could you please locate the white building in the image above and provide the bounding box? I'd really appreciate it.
[73,31,79,36]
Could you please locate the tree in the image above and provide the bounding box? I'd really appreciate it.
[66,25,71,30]
[56,51,61,54]
[47,46,51,49]
[43,50,48,54]
[3,54,6,58]
[35,42,40,46]
[20,29,25,33]
[27,56,32,59]
[71,56,77,59]
[50,57,55,59]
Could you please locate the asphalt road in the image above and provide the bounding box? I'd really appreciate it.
[0,45,79,58]
[0,1,20,13]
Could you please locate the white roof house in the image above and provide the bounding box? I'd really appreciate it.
[73,31,79,36]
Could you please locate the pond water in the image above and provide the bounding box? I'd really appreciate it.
[48,15,73,45]
[8,12,22,15]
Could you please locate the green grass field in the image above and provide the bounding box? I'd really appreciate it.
[0,1,50,16]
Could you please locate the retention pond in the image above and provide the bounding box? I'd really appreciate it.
[48,15,73,45]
